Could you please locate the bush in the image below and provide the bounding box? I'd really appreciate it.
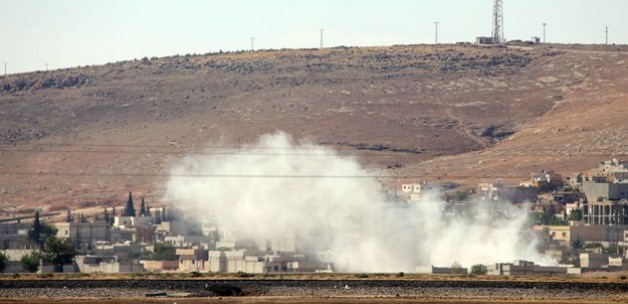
[354,273,369,278]
[20,252,42,273]
[235,271,253,278]
[470,264,488,275]
[0,252,8,273]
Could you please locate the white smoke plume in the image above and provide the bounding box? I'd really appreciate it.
[165,132,553,272]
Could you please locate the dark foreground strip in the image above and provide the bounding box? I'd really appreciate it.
[0,279,627,293]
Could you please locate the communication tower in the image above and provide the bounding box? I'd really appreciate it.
[492,0,504,44]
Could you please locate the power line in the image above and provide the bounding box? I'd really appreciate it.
[2,142,424,152]
[0,171,533,180]
[0,147,427,157]
[0,147,625,157]
[4,142,627,153]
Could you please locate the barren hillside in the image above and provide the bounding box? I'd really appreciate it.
[0,44,626,211]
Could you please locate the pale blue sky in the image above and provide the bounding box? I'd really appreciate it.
[1,0,627,74]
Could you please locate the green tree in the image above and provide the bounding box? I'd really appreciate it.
[43,237,76,272]
[65,208,73,222]
[28,210,43,245]
[140,197,146,217]
[124,192,136,217]
[568,209,583,221]
[151,242,178,261]
[29,211,58,248]
[0,252,8,273]
[103,208,110,225]
[20,251,42,273]
[470,264,488,275]
[571,236,584,251]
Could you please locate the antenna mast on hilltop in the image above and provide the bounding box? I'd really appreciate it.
[492,0,504,44]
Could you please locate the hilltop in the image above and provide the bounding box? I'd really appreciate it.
[0,44,627,211]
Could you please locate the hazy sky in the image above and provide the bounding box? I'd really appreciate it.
[1,0,627,74]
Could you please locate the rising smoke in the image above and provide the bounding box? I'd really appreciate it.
[165,132,553,272]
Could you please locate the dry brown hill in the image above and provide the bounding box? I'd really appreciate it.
[0,44,627,212]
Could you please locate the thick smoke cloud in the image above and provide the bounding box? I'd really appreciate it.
[165,132,552,272]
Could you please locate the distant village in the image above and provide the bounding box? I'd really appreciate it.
[0,159,627,276]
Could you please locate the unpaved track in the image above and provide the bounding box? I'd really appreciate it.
[0,279,627,303]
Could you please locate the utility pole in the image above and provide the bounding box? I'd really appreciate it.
[434,22,439,44]
[320,28,324,48]
[250,37,255,51]
[3,62,6,77]
[604,26,609,45]
[542,22,547,43]
[45,63,48,71]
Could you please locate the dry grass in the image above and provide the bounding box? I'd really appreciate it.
[0,44,627,209]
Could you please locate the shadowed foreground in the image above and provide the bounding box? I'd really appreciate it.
[0,279,626,303]
[0,297,625,304]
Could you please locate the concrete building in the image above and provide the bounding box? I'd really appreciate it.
[55,221,110,249]
[598,159,628,182]
[584,200,628,225]
[0,222,32,249]
[570,224,628,247]
[401,183,423,202]
[1,248,36,261]
[579,253,625,269]
[176,248,209,272]
[476,36,495,44]
[531,170,563,191]
[546,225,571,244]
[75,255,144,273]
[139,260,179,273]
[488,260,567,276]
[113,216,151,229]
[583,181,628,202]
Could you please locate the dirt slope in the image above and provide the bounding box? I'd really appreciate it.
[0,44,626,210]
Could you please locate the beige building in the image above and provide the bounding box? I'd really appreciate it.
[75,255,144,273]
[401,183,423,202]
[139,260,179,272]
[176,248,209,272]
